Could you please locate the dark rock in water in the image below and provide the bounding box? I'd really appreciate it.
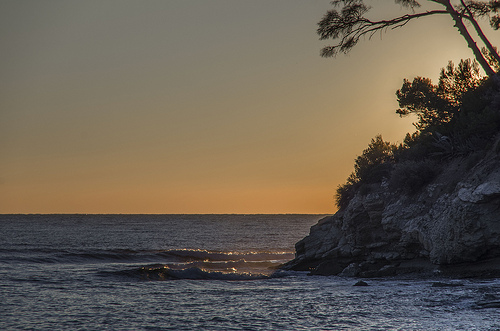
[358,261,398,277]
[340,263,361,277]
[431,282,464,287]
[476,301,500,309]
[309,260,344,276]
[284,135,500,278]
[475,293,500,308]
[437,258,500,278]
[353,280,369,286]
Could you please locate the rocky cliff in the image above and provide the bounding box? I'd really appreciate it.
[285,138,500,278]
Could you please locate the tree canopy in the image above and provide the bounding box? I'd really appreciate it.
[334,59,500,209]
[335,135,397,208]
[396,59,483,131]
[318,0,500,76]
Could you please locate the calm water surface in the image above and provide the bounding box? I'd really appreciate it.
[1,214,499,330]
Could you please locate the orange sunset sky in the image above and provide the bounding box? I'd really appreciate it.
[2,0,499,214]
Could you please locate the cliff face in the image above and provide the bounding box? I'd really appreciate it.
[286,141,500,277]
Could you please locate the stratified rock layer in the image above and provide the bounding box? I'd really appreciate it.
[285,142,500,278]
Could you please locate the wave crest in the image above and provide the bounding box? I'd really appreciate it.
[105,265,290,281]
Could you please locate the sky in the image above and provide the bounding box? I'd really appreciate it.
[2,0,500,214]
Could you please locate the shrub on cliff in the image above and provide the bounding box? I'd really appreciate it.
[351,135,396,183]
[445,77,500,149]
[335,135,396,208]
[336,180,357,210]
[389,159,440,194]
[393,132,434,162]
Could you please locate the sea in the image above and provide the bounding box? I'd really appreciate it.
[1,214,500,330]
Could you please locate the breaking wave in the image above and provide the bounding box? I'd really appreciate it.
[105,264,291,281]
[98,249,294,280]
[1,248,295,281]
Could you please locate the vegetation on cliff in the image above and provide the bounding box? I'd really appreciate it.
[318,1,500,209]
[336,60,500,209]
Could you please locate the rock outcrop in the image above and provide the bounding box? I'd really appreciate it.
[285,141,500,278]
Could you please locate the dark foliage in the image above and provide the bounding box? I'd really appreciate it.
[352,135,396,183]
[394,132,435,162]
[336,181,357,210]
[465,1,500,30]
[334,59,500,210]
[389,159,440,194]
[318,1,447,58]
[318,0,500,76]
[396,59,483,133]
[335,135,396,208]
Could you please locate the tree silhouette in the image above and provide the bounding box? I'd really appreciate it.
[396,59,483,131]
[335,134,396,208]
[318,0,500,76]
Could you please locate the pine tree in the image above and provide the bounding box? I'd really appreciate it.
[318,0,500,76]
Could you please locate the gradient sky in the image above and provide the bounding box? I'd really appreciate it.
[2,0,499,214]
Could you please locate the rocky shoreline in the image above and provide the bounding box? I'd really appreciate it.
[284,138,500,278]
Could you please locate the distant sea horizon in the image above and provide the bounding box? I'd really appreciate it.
[0,213,331,215]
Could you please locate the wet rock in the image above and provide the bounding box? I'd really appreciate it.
[309,260,344,276]
[340,263,360,277]
[373,264,398,277]
[353,280,369,286]
[476,301,500,308]
[431,282,464,287]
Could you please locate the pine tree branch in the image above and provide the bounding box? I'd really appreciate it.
[318,10,449,57]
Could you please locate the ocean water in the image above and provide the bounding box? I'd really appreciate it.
[1,214,500,330]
